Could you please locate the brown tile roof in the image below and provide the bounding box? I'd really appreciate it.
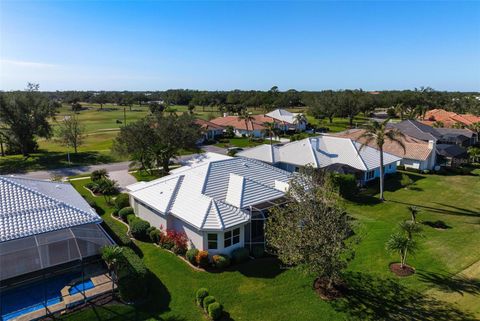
[195,119,224,130]
[209,115,276,131]
[422,109,480,127]
[333,128,433,161]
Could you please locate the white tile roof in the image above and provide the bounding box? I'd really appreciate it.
[266,109,302,124]
[0,176,101,242]
[128,153,292,231]
[237,135,401,171]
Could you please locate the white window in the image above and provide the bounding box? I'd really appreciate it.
[366,170,375,180]
[207,233,218,250]
[224,228,240,248]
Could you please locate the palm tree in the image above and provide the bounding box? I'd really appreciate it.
[468,147,480,163]
[386,233,418,269]
[468,122,480,135]
[263,122,278,145]
[394,103,407,120]
[407,206,420,224]
[237,110,255,138]
[399,220,422,240]
[293,113,307,132]
[359,119,406,201]
[101,245,125,296]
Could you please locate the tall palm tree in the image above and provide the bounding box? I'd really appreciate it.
[359,119,405,201]
[263,122,278,145]
[101,245,125,295]
[237,110,255,138]
[293,113,307,132]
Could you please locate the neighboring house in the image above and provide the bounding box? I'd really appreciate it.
[0,176,113,282]
[210,115,274,138]
[265,109,307,132]
[195,119,224,143]
[237,135,401,184]
[421,109,480,128]
[389,119,478,167]
[126,154,292,254]
[334,129,437,171]
[436,144,469,167]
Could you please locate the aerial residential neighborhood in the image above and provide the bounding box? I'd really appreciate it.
[1,1,479,321]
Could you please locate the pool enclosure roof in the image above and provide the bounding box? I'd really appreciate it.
[0,223,113,281]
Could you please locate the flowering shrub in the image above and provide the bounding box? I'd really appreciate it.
[156,226,188,254]
[196,250,209,268]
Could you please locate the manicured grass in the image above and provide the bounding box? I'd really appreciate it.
[62,168,480,321]
[306,115,370,133]
[214,137,279,148]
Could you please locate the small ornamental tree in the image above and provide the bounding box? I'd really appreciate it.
[266,166,353,295]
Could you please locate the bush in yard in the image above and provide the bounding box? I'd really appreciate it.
[172,244,187,256]
[212,254,230,269]
[130,218,151,240]
[196,288,209,306]
[231,247,249,263]
[149,228,161,243]
[119,207,134,221]
[117,247,148,303]
[400,173,414,188]
[126,214,137,224]
[91,169,109,182]
[208,302,223,320]
[115,193,130,210]
[203,296,216,312]
[196,250,210,268]
[334,174,358,200]
[166,229,188,254]
[112,208,119,217]
[186,248,199,265]
[251,245,265,258]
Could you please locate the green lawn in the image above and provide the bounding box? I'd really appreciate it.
[306,115,370,133]
[214,137,280,148]
[61,168,480,321]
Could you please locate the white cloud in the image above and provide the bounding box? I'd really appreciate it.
[0,59,58,68]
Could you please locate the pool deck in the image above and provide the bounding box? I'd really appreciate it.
[12,273,115,321]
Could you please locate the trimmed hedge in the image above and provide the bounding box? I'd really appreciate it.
[212,254,230,269]
[117,247,148,303]
[186,248,199,265]
[208,302,223,320]
[196,250,209,268]
[130,218,151,240]
[115,193,130,210]
[203,296,216,312]
[231,247,249,263]
[149,228,161,243]
[196,288,209,307]
[119,207,134,220]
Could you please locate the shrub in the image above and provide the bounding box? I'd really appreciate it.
[203,296,216,312]
[212,254,230,269]
[149,228,161,243]
[196,288,209,306]
[115,193,130,210]
[334,174,358,199]
[400,173,413,187]
[91,169,108,182]
[130,219,151,240]
[208,302,223,320]
[172,244,187,256]
[112,208,119,217]
[126,214,137,225]
[165,229,188,254]
[119,207,134,221]
[251,245,265,258]
[231,247,249,263]
[117,247,148,303]
[186,248,199,265]
[196,250,210,268]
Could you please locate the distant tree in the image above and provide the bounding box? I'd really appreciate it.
[188,102,196,115]
[293,113,307,131]
[56,114,85,153]
[305,91,337,123]
[467,122,480,135]
[266,167,353,295]
[237,109,255,138]
[149,102,165,114]
[0,83,57,156]
[468,147,480,163]
[359,119,405,201]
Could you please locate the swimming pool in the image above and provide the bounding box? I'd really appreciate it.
[0,273,94,321]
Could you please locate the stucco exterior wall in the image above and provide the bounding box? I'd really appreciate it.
[132,198,168,229]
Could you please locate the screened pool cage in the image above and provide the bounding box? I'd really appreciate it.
[0,224,114,320]
[0,223,113,282]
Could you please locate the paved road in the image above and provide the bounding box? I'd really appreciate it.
[14,146,229,186]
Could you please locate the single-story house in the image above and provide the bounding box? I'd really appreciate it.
[195,119,224,143]
[265,109,307,132]
[334,129,437,171]
[0,176,113,283]
[237,135,401,184]
[126,153,292,254]
[209,114,275,138]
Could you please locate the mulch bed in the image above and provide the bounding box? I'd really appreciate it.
[313,278,347,300]
[389,263,415,277]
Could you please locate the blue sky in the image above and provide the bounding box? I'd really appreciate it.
[1,1,479,91]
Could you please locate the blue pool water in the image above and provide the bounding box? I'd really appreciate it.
[0,273,94,321]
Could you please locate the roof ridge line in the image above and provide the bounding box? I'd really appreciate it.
[349,139,368,171]
[1,175,70,185]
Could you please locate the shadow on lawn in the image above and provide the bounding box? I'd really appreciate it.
[235,257,284,279]
[389,200,480,218]
[333,272,477,321]
[417,270,480,296]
